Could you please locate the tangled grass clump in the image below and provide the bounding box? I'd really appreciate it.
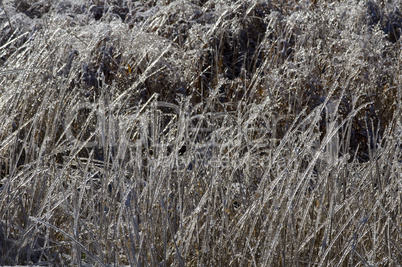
[0,0,401,265]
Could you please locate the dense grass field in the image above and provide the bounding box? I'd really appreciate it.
[0,0,401,265]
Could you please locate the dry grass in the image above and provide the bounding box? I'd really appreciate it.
[0,0,401,265]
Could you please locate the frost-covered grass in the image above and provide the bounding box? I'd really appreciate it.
[0,0,401,265]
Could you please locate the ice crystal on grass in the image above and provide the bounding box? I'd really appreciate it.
[0,0,401,265]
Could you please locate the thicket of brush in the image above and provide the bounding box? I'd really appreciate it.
[0,0,401,265]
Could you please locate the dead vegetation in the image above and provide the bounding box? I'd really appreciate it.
[0,0,401,265]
